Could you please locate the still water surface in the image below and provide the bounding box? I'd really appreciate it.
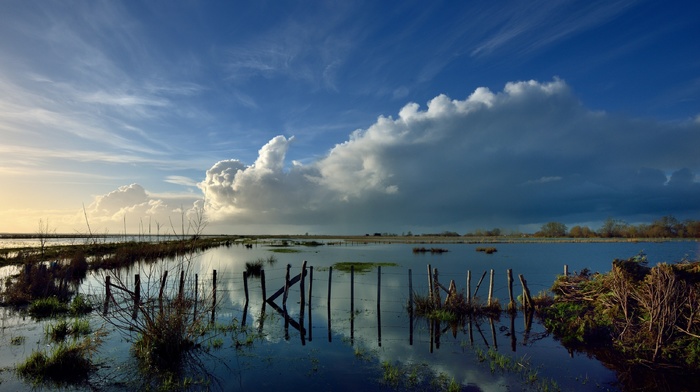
[0,240,697,391]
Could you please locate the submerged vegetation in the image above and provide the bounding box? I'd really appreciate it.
[331,261,400,273]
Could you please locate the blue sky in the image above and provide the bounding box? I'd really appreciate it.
[0,0,699,235]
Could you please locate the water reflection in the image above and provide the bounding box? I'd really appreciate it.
[2,240,698,390]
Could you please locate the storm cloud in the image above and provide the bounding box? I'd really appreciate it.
[196,79,700,232]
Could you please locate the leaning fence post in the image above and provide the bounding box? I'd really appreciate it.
[283,264,291,308]
[158,270,168,315]
[518,274,533,311]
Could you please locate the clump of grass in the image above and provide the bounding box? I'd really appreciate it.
[16,335,101,385]
[45,319,91,342]
[245,260,264,277]
[69,294,93,316]
[476,247,497,254]
[11,335,26,345]
[28,296,69,318]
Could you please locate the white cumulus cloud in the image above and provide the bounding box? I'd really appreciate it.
[108,79,700,233]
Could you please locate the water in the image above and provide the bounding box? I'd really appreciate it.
[0,240,697,391]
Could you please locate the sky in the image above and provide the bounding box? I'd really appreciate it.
[1,0,699,235]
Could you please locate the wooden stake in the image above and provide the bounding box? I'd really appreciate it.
[211,269,217,323]
[104,275,111,316]
[487,269,494,306]
[507,269,515,312]
[132,274,140,320]
[518,274,533,311]
[283,264,291,308]
[474,270,487,298]
[377,266,382,346]
[328,266,332,343]
[243,271,249,307]
[427,264,433,302]
[260,269,266,311]
[158,271,168,315]
[466,270,471,306]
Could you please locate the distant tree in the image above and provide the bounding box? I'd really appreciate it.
[568,225,595,238]
[650,215,680,237]
[537,221,567,237]
[598,218,627,238]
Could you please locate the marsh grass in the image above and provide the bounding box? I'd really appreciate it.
[16,331,103,386]
[476,247,498,254]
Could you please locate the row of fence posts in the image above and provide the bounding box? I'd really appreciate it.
[104,263,571,349]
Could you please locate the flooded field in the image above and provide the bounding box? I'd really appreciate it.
[0,239,698,391]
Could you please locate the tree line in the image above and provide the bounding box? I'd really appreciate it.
[535,216,700,238]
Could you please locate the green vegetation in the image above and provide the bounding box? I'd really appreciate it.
[331,262,400,273]
[16,333,102,386]
[476,247,497,254]
[45,318,91,342]
[542,254,700,369]
[28,297,68,318]
[268,248,302,253]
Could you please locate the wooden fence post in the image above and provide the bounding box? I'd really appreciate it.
[104,275,111,316]
[434,268,442,308]
[518,274,532,311]
[243,271,249,307]
[466,270,472,306]
[377,266,382,347]
[194,273,198,319]
[308,266,313,342]
[564,264,569,277]
[299,261,307,333]
[427,264,433,302]
[487,269,494,306]
[283,264,291,309]
[474,270,487,298]
[211,269,217,323]
[507,269,515,312]
[328,266,332,343]
[409,268,414,346]
[132,274,140,320]
[350,265,354,345]
[178,270,185,302]
[260,269,266,311]
[158,271,168,315]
